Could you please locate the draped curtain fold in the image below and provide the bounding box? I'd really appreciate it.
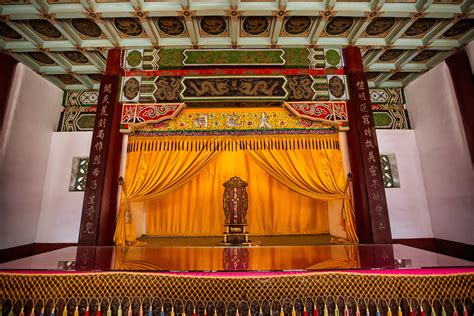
[114,142,221,246]
[114,134,358,246]
[246,148,358,243]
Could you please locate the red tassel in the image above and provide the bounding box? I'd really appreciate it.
[410,311,414,316]
[356,308,360,316]
[344,306,349,316]
[85,309,90,316]
[97,310,101,316]
[453,311,458,316]
[193,309,197,316]
[313,307,318,316]
[304,308,307,316]
[463,306,468,316]
[420,308,424,316]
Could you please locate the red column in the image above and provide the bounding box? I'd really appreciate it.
[343,46,392,244]
[445,49,474,164]
[76,48,123,268]
[0,53,18,132]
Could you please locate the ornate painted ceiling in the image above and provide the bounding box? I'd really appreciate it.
[0,0,472,90]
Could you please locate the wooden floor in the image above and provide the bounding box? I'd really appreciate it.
[139,234,335,247]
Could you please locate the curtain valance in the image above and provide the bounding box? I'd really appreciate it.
[127,134,340,152]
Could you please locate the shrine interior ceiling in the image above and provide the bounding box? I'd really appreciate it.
[0,0,472,91]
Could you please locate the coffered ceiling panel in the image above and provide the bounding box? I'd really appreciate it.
[1,0,472,90]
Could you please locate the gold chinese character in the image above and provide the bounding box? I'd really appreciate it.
[369,164,378,177]
[102,94,110,105]
[95,141,103,152]
[371,179,380,188]
[372,191,381,201]
[103,83,112,94]
[93,155,101,165]
[100,105,109,116]
[88,193,96,205]
[365,139,374,149]
[96,129,105,140]
[92,168,100,177]
[98,118,107,128]
[367,150,376,163]
[356,81,365,91]
[362,114,371,125]
[364,127,372,137]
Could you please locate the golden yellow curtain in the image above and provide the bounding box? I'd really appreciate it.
[146,150,329,236]
[114,137,221,246]
[245,141,358,242]
[114,134,358,246]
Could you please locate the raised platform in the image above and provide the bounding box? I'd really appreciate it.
[0,243,472,316]
[0,243,471,271]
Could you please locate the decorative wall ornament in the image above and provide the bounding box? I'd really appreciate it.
[311,76,330,100]
[139,76,182,103]
[180,76,288,100]
[28,52,55,65]
[327,75,348,100]
[120,107,334,134]
[199,16,228,36]
[411,50,438,62]
[121,77,141,102]
[325,17,355,36]
[404,18,437,37]
[120,103,185,132]
[442,19,474,38]
[113,17,144,37]
[286,75,315,101]
[373,109,411,129]
[63,51,90,64]
[58,106,96,131]
[156,17,187,37]
[55,74,81,85]
[378,49,406,62]
[388,72,410,80]
[369,88,405,104]
[364,17,397,36]
[70,18,103,38]
[0,20,22,40]
[305,48,326,69]
[281,16,313,36]
[122,48,338,72]
[28,19,63,39]
[241,16,271,36]
[124,49,144,70]
[88,74,102,82]
[365,72,381,80]
[324,48,343,68]
[283,101,349,130]
[63,90,99,106]
[182,49,285,66]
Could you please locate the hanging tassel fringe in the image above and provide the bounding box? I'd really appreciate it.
[127,135,340,153]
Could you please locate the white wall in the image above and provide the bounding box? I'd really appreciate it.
[35,132,93,243]
[405,62,474,245]
[377,130,433,239]
[0,64,63,249]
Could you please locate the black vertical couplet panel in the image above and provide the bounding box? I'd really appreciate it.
[343,46,392,244]
[76,48,123,269]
